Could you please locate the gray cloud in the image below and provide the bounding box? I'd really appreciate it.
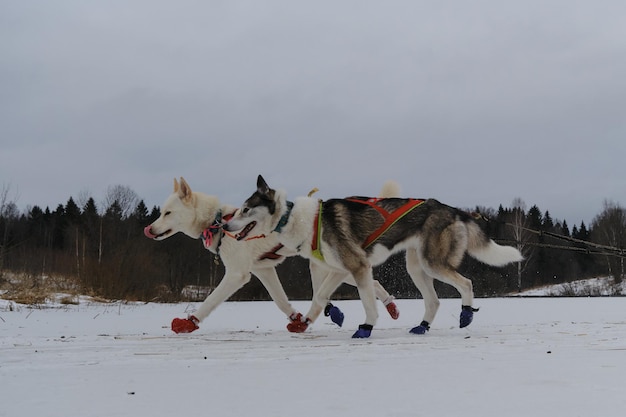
[1,0,625,226]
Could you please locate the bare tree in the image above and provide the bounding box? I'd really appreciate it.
[102,185,139,219]
[591,200,626,284]
[509,197,532,292]
[76,188,94,211]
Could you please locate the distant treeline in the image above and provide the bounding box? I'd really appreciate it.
[1,186,624,301]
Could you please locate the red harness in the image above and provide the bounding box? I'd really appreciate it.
[345,198,425,249]
[311,198,425,260]
[258,244,285,261]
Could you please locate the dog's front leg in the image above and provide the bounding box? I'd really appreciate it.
[171,271,252,333]
[251,266,299,319]
[311,262,345,327]
[351,266,378,338]
[194,271,252,321]
[288,266,345,333]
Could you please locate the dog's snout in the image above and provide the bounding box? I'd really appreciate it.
[144,225,157,239]
[222,222,234,232]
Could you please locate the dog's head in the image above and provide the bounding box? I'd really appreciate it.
[223,175,281,240]
[144,177,204,240]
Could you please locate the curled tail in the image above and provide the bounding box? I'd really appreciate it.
[379,180,401,199]
[466,222,523,267]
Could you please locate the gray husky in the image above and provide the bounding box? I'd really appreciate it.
[225,175,523,338]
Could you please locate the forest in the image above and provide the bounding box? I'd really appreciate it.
[1,183,625,304]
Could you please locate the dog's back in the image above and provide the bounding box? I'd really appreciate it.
[320,196,521,270]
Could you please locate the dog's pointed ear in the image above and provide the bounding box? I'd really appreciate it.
[257,175,271,196]
[178,177,192,201]
[173,178,180,193]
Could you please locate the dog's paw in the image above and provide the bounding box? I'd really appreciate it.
[460,306,479,328]
[386,301,400,320]
[287,321,309,333]
[409,321,430,335]
[289,312,303,322]
[171,315,199,334]
[287,313,310,333]
[351,324,373,338]
[324,304,345,327]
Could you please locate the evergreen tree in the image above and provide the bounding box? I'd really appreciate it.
[527,205,542,230]
[542,210,554,231]
[82,198,98,218]
[577,221,590,241]
[105,200,123,221]
[81,197,101,259]
[133,200,150,225]
[51,204,66,249]
[65,197,81,224]
[27,206,46,248]
[561,220,570,237]
[149,206,160,222]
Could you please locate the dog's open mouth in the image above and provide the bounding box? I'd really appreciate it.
[155,229,172,239]
[235,221,257,241]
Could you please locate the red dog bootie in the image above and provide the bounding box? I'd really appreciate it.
[286,313,310,333]
[171,315,199,334]
[384,296,400,320]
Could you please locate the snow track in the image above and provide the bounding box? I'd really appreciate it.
[2,298,626,417]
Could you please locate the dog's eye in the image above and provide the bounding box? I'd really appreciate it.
[242,208,250,214]
[164,211,171,217]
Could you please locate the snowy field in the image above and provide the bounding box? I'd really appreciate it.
[2,297,626,417]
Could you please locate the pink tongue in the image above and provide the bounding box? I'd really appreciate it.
[144,225,157,239]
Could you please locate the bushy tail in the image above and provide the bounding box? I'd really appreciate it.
[466,222,523,267]
[379,180,401,198]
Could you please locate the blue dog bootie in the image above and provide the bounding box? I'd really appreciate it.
[460,305,479,328]
[409,320,430,335]
[324,303,345,327]
[352,324,373,338]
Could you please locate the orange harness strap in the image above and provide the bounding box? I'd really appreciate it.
[223,230,266,241]
[346,198,425,249]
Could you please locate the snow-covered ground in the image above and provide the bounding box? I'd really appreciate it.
[2,296,625,417]
[516,276,626,297]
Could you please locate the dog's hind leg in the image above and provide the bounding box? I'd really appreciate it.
[374,280,400,320]
[406,248,440,334]
[427,266,476,328]
[251,266,299,319]
[421,220,477,328]
[337,274,399,319]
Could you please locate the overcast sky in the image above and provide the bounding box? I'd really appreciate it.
[2,0,625,227]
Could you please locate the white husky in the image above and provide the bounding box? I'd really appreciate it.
[144,178,400,333]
